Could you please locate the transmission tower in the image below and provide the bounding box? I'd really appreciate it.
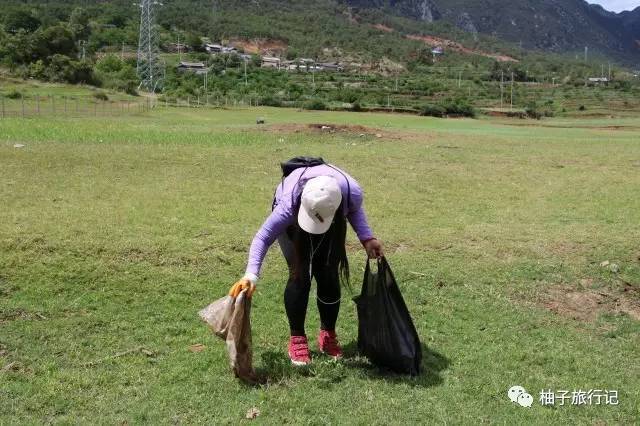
[136,0,163,92]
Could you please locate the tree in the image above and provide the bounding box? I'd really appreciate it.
[3,9,41,33]
[45,54,95,84]
[69,7,91,40]
[1,29,36,65]
[96,54,124,73]
[185,33,202,51]
[42,25,76,57]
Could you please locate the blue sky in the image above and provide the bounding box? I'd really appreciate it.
[588,0,640,12]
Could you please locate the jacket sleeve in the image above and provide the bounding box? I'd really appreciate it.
[346,185,375,242]
[245,200,295,278]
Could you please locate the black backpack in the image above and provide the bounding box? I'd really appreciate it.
[280,156,326,177]
[273,156,350,211]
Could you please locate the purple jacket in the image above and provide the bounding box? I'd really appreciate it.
[245,164,374,277]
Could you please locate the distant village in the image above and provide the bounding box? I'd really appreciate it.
[167,40,440,75]
[170,41,349,74]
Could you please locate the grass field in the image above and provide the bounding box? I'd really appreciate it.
[1,106,639,424]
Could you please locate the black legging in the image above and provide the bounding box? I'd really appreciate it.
[278,225,341,337]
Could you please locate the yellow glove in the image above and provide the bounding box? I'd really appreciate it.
[228,278,256,298]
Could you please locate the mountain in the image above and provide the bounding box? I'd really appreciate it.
[2,0,638,67]
[344,0,640,64]
[620,6,640,49]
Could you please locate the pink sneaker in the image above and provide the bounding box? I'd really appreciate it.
[288,336,311,366]
[318,330,343,359]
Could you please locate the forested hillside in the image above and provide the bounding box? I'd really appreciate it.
[1,0,638,113]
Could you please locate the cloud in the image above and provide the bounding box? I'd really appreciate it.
[588,0,640,12]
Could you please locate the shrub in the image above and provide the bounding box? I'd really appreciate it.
[505,111,526,118]
[259,95,282,107]
[303,99,327,110]
[6,90,23,99]
[44,55,96,85]
[93,91,109,101]
[525,106,542,120]
[335,89,360,103]
[351,101,362,112]
[123,82,138,96]
[578,105,586,111]
[420,103,446,118]
[96,55,124,73]
[442,98,476,118]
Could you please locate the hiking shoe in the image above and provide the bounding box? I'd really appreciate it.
[288,335,311,366]
[318,330,343,359]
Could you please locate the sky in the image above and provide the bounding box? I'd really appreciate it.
[588,0,640,12]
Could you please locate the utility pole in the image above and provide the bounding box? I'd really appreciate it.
[177,33,181,62]
[500,70,504,109]
[79,40,86,60]
[136,0,164,92]
[608,62,611,81]
[244,59,248,86]
[601,63,604,78]
[458,70,462,88]
[584,46,588,62]
[510,71,514,110]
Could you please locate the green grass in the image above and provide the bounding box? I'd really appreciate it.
[0,75,139,101]
[1,107,639,423]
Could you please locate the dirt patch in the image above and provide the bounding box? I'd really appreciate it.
[542,281,640,322]
[372,24,394,33]
[229,38,288,55]
[259,123,434,143]
[308,123,377,134]
[265,123,382,137]
[407,34,518,63]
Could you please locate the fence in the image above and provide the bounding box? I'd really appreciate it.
[0,95,155,119]
[2,84,638,119]
[0,94,273,119]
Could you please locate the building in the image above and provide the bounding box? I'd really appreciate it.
[205,43,238,54]
[317,62,344,72]
[261,56,281,69]
[587,77,609,85]
[205,43,223,53]
[282,60,298,71]
[177,61,207,75]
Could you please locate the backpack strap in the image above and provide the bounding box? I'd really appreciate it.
[326,164,351,212]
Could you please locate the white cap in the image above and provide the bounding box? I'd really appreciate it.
[298,176,342,234]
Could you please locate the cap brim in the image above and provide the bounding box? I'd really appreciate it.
[298,206,334,234]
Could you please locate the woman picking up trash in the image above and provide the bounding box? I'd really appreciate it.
[229,158,383,366]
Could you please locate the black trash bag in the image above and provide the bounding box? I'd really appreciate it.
[353,257,422,375]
